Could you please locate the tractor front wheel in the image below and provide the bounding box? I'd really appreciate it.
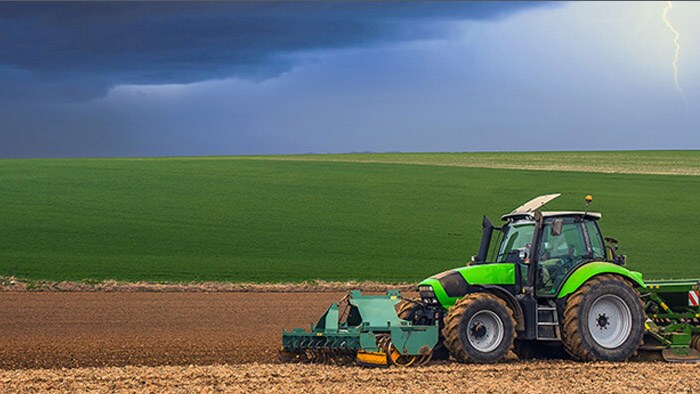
[442,293,515,363]
[562,274,644,361]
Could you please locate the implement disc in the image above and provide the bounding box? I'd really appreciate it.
[415,350,433,367]
[692,336,700,352]
[387,343,419,367]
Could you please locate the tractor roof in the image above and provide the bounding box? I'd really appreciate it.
[501,211,602,221]
[500,193,601,221]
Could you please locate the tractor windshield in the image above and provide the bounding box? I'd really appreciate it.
[496,221,535,263]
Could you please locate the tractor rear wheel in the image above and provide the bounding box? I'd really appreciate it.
[562,274,644,361]
[396,300,449,360]
[442,293,515,363]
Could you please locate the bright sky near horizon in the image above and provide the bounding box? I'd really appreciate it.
[0,1,698,158]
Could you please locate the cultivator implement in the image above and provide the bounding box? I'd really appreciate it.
[280,290,438,367]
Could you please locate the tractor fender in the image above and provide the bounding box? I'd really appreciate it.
[478,285,525,332]
[557,261,646,299]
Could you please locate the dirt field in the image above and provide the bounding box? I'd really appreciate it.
[1,292,698,393]
[1,362,698,393]
[0,292,348,369]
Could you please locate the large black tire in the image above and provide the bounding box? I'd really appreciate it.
[396,300,449,360]
[562,274,645,361]
[442,293,516,363]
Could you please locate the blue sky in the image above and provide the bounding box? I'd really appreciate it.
[0,1,698,158]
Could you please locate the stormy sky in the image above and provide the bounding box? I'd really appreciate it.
[0,1,698,158]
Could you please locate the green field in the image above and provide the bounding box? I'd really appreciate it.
[0,151,699,283]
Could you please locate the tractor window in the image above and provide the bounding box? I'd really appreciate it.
[585,221,605,260]
[496,222,534,263]
[536,219,589,295]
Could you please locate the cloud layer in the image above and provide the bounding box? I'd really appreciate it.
[0,2,542,99]
[0,2,698,158]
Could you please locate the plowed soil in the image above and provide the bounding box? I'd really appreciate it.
[1,362,698,393]
[0,292,345,369]
[1,292,698,393]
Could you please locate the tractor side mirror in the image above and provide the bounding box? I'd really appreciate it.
[551,219,563,237]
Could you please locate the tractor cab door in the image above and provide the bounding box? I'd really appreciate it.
[494,220,536,292]
[534,217,606,296]
[495,220,535,264]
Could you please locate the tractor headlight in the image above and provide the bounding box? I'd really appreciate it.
[419,285,437,304]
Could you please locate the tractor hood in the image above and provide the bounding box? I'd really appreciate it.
[418,263,516,308]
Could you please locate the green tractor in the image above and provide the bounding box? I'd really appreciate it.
[281,194,700,366]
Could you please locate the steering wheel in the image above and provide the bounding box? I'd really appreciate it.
[549,255,574,277]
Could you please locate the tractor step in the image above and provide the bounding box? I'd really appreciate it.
[536,302,561,341]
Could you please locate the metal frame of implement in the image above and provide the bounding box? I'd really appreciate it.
[642,279,700,361]
[281,290,438,366]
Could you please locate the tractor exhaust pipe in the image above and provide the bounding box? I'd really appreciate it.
[476,215,494,263]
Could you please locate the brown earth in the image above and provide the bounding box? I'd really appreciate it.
[1,292,698,393]
[1,362,698,393]
[0,292,347,369]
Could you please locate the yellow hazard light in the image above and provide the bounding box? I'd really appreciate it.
[585,195,593,203]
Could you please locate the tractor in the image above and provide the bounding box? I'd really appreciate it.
[281,194,700,366]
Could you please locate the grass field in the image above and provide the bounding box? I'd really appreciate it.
[0,151,698,283]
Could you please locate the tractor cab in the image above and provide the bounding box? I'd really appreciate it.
[475,193,623,296]
[499,211,605,295]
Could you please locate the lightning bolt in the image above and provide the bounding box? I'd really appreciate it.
[662,1,687,106]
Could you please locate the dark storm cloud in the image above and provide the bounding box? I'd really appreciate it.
[0,2,545,99]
